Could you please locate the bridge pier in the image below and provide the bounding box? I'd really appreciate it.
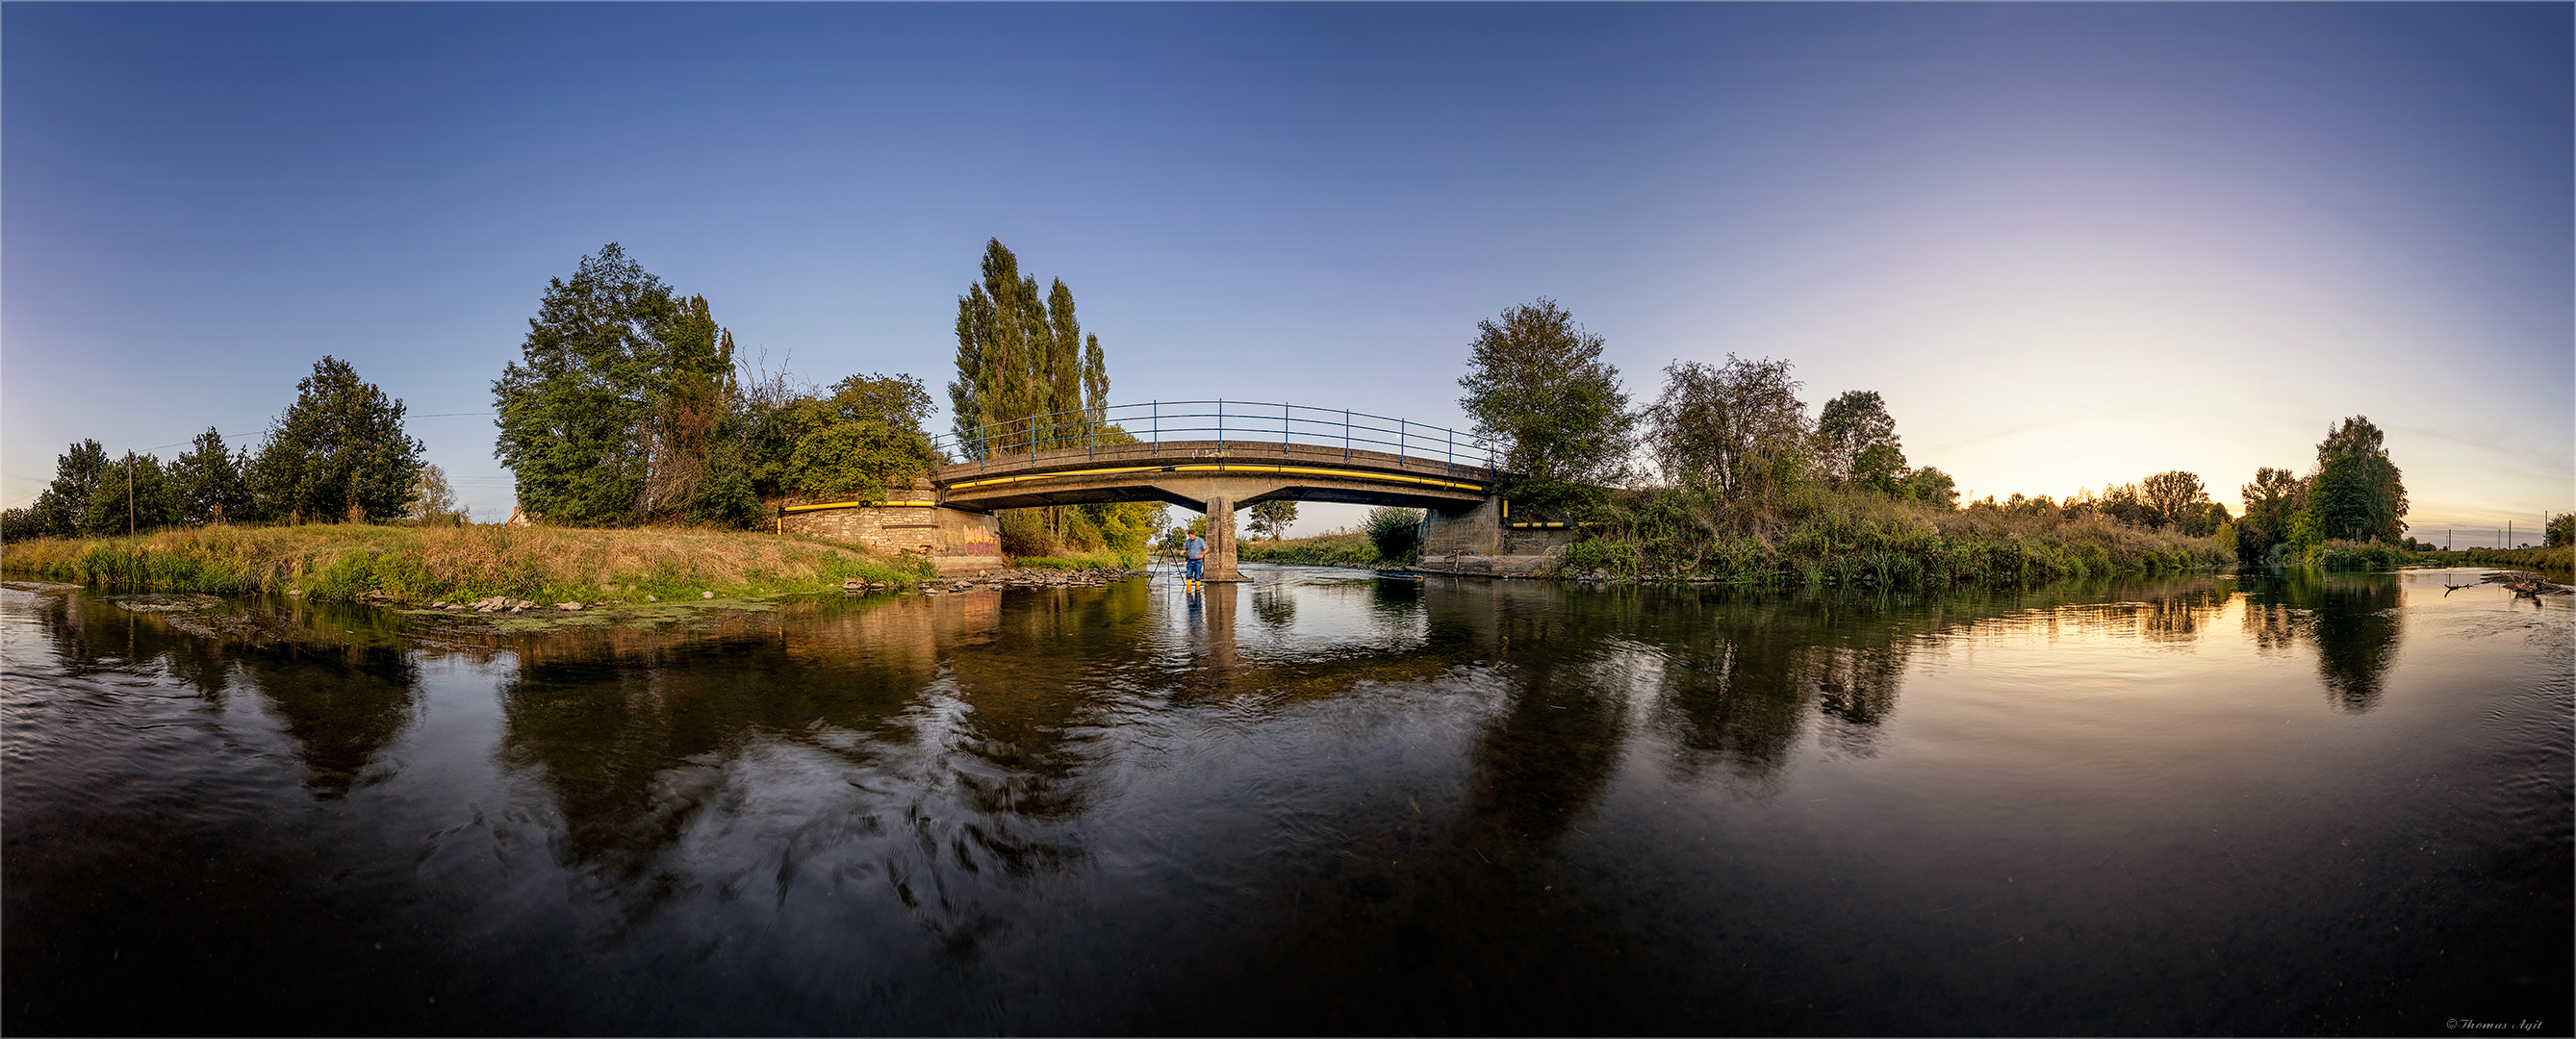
[1202,496,1244,582]
[1416,496,1576,576]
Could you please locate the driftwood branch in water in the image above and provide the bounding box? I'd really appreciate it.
[2480,570,2571,596]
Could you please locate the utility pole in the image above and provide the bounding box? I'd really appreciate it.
[127,455,136,537]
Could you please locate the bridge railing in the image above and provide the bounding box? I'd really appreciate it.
[934,400,1493,475]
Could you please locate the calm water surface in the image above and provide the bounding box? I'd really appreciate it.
[4,567,2567,1035]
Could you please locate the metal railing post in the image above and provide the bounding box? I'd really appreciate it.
[1152,401,1160,454]
[1398,418,1407,466]
[1217,398,1225,451]
[1446,426,1454,474]
[1284,401,1291,448]
[1343,409,1351,460]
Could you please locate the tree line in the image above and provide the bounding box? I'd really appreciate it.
[3,357,438,541]
[1452,297,2412,564]
[488,239,1157,555]
[490,242,939,528]
[1456,298,1959,510]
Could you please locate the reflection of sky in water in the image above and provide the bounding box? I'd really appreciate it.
[2,568,2565,1035]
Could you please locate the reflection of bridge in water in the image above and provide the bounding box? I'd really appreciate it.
[781,401,1570,579]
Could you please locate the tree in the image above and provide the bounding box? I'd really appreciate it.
[740,372,939,502]
[32,440,108,537]
[2098,482,2154,527]
[1815,391,1906,492]
[85,451,181,535]
[2139,470,2209,531]
[2178,500,2232,538]
[1900,467,1959,509]
[1646,354,1807,498]
[947,240,1128,554]
[2546,514,2573,548]
[408,464,462,525]
[1248,499,1298,542]
[169,428,250,525]
[2233,466,2301,564]
[1458,300,1636,507]
[246,357,423,523]
[949,240,1105,456]
[2296,417,2406,543]
[0,507,41,542]
[638,293,747,523]
[494,243,741,526]
[1366,506,1423,561]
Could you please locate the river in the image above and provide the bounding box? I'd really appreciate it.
[3,566,2566,1035]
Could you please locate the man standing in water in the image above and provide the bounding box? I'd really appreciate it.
[1184,528,1208,594]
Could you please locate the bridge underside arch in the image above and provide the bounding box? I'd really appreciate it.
[939,473,1483,514]
[925,441,1507,581]
[933,441,1493,515]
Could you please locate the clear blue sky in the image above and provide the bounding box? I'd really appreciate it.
[7,3,2568,545]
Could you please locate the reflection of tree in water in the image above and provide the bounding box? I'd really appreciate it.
[1806,642,1908,759]
[2242,598,2300,656]
[235,638,421,798]
[36,593,420,797]
[497,613,936,879]
[2136,589,2230,645]
[1456,589,1633,853]
[938,584,1181,876]
[2242,570,2403,713]
[1645,590,1936,779]
[1251,584,1297,632]
[492,585,1157,967]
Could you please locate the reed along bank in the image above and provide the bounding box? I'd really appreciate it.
[0,523,931,606]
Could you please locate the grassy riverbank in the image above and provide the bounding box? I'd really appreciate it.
[2417,545,2574,575]
[1,523,931,605]
[1238,531,1384,568]
[1559,486,2233,586]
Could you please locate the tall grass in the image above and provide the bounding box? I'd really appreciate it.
[2435,545,2575,575]
[2,523,931,604]
[1559,485,2232,587]
[1238,531,1383,568]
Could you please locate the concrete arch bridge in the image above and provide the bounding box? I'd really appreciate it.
[776,401,1575,579]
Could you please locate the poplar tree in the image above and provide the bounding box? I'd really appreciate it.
[949,239,1108,456]
[946,240,1135,553]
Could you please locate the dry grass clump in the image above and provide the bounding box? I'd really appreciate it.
[2,522,929,604]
